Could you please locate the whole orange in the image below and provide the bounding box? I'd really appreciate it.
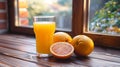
[53,32,72,43]
[71,35,94,56]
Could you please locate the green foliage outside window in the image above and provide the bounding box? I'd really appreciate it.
[90,0,120,34]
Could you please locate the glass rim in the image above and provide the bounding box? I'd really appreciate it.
[33,16,56,22]
[33,16,55,19]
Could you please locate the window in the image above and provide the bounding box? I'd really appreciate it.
[18,0,72,30]
[11,0,72,34]
[8,0,120,48]
[89,0,120,35]
[83,0,120,48]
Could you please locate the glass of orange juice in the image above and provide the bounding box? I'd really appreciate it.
[33,16,56,57]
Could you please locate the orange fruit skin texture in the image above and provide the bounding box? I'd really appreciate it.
[50,42,74,59]
[72,35,94,57]
[53,32,72,44]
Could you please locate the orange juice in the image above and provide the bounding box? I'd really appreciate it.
[33,22,55,54]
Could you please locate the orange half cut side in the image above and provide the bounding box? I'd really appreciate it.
[50,42,74,59]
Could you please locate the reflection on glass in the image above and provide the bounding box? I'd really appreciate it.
[16,0,72,31]
[89,0,120,34]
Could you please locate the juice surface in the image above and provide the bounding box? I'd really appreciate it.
[34,22,55,54]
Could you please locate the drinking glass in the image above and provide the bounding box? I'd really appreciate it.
[33,16,56,57]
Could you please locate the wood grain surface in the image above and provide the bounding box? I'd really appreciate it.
[0,34,120,67]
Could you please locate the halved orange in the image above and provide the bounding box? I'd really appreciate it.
[50,42,74,59]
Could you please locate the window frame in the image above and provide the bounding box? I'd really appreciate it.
[82,0,120,49]
[8,0,120,49]
[8,0,73,35]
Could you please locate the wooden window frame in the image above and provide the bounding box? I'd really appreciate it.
[8,0,73,35]
[8,0,120,49]
[82,0,120,49]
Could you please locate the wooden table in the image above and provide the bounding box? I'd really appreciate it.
[0,34,120,67]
